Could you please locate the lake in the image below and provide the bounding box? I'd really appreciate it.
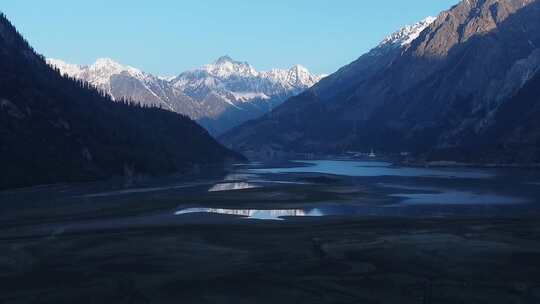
[1,159,539,225]
[174,160,540,220]
[250,160,494,179]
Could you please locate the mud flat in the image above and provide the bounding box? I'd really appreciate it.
[2,215,540,304]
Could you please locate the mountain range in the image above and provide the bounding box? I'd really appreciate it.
[47,56,323,135]
[0,13,240,190]
[224,0,540,164]
[3,0,540,192]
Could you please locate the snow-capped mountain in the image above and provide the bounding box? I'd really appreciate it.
[47,58,203,118]
[310,16,437,101]
[47,56,322,135]
[49,58,149,95]
[225,0,540,163]
[379,16,436,48]
[173,56,322,106]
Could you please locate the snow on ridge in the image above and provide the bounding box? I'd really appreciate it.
[202,56,259,78]
[47,55,324,107]
[158,75,176,82]
[188,55,323,86]
[230,92,271,102]
[379,16,436,48]
[172,55,323,104]
[47,58,84,78]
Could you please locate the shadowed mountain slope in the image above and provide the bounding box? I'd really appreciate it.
[0,14,240,190]
[223,0,540,163]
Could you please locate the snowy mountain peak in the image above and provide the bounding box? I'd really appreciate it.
[289,64,309,73]
[204,55,258,78]
[47,57,156,97]
[214,55,235,65]
[89,58,127,79]
[48,57,138,79]
[48,56,323,134]
[284,64,321,86]
[90,58,145,79]
[47,58,84,78]
[93,57,123,68]
[175,56,323,88]
[379,16,436,48]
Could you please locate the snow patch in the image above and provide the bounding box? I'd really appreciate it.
[379,16,436,48]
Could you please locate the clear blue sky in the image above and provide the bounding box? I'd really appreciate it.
[2,0,458,76]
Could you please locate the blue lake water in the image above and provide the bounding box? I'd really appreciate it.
[10,159,531,222]
[250,160,494,179]
[175,160,538,220]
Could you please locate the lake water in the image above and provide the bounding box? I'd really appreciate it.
[3,159,536,223]
[250,160,495,179]
[175,160,539,220]
[175,208,323,220]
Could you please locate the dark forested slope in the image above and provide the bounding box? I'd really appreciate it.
[0,14,240,189]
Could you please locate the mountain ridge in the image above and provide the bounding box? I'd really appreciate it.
[223,0,540,163]
[48,56,323,135]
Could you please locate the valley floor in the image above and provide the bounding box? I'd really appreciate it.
[1,161,540,303]
[3,217,540,303]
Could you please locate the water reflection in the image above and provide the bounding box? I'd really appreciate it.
[251,160,494,179]
[390,191,526,205]
[378,183,527,205]
[175,208,323,220]
[223,173,259,181]
[208,182,260,192]
[186,184,528,221]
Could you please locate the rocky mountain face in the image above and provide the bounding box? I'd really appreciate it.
[0,14,240,190]
[173,56,323,134]
[223,0,540,163]
[47,58,205,119]
[48,56,323,135]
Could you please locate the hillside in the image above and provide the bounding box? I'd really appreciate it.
[223,0,540,163]
[0,13,240,190]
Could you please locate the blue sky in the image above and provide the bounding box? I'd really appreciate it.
[2,0,458,76]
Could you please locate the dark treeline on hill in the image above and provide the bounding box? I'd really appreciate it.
[0,13,241,190]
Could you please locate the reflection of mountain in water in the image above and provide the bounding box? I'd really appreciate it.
[175,208,323,220]
[208,182,260,192]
